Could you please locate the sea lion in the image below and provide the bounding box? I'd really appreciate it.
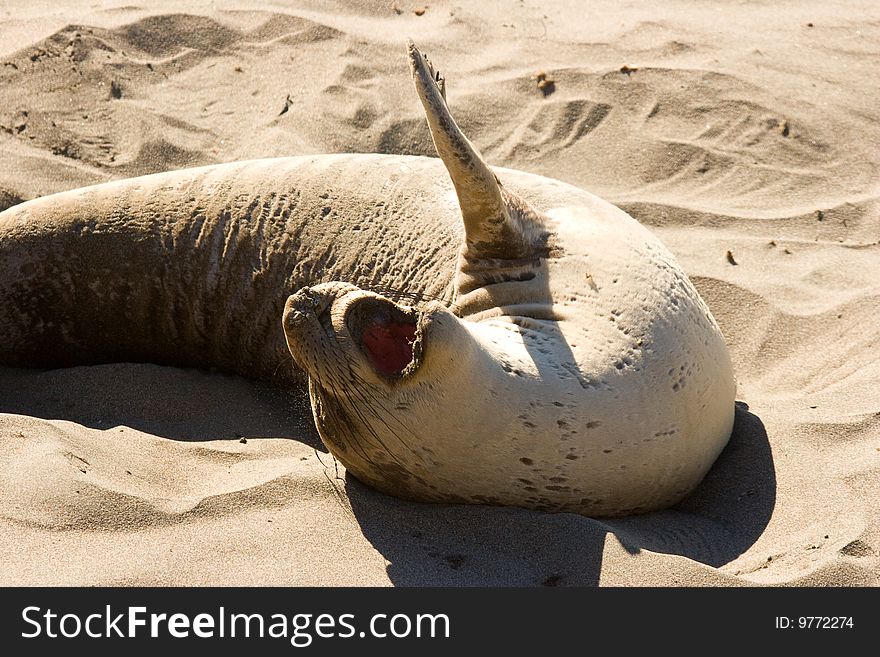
[0,42,735,517]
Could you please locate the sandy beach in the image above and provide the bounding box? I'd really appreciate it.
[0,0,878,586]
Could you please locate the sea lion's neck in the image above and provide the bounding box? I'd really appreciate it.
[453,252,556,320]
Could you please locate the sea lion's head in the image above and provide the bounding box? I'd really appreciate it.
[282,279,521,503]
[281,42,736,515]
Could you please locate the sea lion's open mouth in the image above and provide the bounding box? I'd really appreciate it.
[346,297,421,378]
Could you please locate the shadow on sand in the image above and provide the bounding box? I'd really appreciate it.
[1,362,773,585]
[348,402,774,585]
[0,364,323,447]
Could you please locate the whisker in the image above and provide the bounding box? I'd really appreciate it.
[334,363,421,465]
[318,455,353,517]
[272,354,292,377]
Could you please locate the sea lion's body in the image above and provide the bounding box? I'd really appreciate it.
[0,155,459,379]
[0,44,736,516]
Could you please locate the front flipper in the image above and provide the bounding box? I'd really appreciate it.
[408,40,552,263]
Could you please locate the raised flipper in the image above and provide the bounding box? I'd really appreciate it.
[407,40,550,262]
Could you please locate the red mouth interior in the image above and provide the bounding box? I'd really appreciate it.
[361,319,417,376]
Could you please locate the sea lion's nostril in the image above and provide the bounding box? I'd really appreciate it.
[288,288,330,316]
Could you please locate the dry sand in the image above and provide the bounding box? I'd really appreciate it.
[0,0,878,586]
